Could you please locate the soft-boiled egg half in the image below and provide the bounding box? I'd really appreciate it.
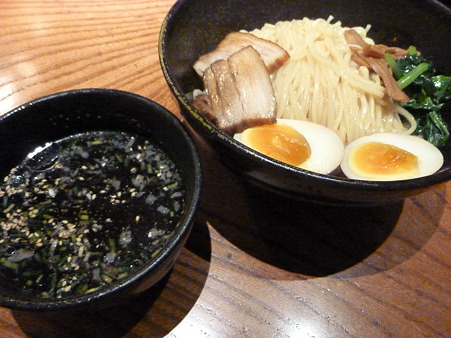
[233,119,344,174]
[340,133,444,181]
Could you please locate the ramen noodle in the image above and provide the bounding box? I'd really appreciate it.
[246,16,417,144]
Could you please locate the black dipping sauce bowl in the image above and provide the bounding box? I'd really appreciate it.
[0,88,202,311]
[159,0,451,205]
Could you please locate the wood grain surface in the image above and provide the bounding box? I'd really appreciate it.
[0,1,450,337]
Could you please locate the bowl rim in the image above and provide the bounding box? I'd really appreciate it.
[158,1,451,194]
[0,88,203,311]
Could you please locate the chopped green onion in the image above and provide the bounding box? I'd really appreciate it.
[102,274,113,284]
[2,261,18,269]
[86,287,100,294]
[0,131,185,299]
[115,154,124,163]
[87,140,104,146]
[108,238,116,251]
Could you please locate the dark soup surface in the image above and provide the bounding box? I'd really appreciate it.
[0,131,185,299]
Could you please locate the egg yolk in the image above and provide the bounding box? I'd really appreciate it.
[243,123,311,166]
[350,142,419,177]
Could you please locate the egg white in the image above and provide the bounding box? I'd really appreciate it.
[340,133,444,181]
[233,119,344,175]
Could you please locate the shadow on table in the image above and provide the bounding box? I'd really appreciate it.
[11,218,211,338]
[198,140,446,278]
[248,184,444,277]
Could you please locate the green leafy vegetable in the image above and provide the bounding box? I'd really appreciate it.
[386,47,451,147]
[397,62,429,90]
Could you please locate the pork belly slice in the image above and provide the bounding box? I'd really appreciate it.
[193,46,277,135]
[193,61,244,133]
[202,66,224,123]
[228,46,277,130]
[192,93,216,123]
[209,59,248,131]
[193,31,290,76]
[194,59,247,132]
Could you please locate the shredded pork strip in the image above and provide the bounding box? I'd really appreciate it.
[344,29,410,103]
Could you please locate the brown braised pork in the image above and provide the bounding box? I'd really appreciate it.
[193,46,279,134]
[193,32,290,76]
[344,29,410,103]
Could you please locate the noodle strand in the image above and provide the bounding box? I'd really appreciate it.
[247,18,415,144]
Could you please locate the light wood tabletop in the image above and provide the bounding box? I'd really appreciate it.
[0,1,450,337]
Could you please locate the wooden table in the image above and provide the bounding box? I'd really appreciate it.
[0,1,450,337]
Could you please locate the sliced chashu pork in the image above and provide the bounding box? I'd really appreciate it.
[193,31,290,76]
[193,46,277,135]
[199,59,247,131]
[228,46,277,129]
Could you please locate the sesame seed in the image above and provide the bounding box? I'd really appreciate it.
[0,131,185,299]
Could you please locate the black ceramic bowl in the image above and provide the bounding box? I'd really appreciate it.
[159,0,451,205]
[0,89,202,311]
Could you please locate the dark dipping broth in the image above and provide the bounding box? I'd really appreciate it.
[0,131,185,299]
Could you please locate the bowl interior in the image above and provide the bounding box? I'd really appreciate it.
[0,89,202,310]
[160,0,451,204]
